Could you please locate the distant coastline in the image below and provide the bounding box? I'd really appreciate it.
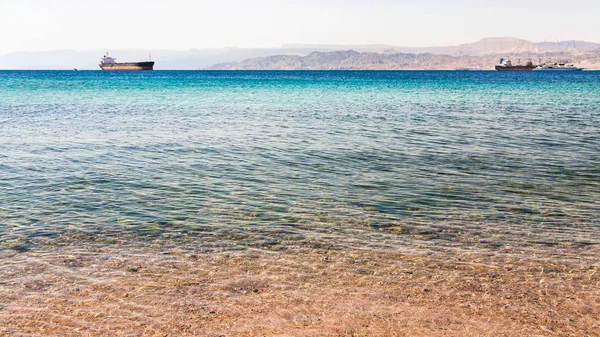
[1,37,599,70]
[207,50,600,70]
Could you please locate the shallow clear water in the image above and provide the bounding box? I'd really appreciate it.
[1,70,599,252]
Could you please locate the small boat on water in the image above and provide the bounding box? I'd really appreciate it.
[495,58,536,71]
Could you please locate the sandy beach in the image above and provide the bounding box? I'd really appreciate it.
[1,242,598,336]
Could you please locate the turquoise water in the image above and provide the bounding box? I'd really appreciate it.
[1,70,599,252]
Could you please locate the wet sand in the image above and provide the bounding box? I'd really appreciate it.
[1,243,598,336]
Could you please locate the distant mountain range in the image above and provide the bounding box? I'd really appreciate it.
[1,37,599,70]
[210,38,600,70]
[283,38,600,56]
[209,50,600,70]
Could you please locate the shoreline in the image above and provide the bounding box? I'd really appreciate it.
[1,243,598,336]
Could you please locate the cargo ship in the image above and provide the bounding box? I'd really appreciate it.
[495,58,536,71]
[99,53,154,71]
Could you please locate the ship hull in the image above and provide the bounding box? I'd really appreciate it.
[99,62,154,71]
[495,65,536,71]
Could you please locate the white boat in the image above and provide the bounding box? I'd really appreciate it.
[535,63,583,71]
[534,40,584,71]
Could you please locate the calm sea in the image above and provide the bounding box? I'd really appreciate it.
[1,70,599,253]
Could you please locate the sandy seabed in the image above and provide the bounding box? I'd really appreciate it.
[0,242,599,337]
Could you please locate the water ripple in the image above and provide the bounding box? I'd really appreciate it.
[1,70,599,252]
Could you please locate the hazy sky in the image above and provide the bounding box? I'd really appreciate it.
[1,0,598,55]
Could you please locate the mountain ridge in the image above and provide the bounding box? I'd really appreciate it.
[209,49,600,70]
